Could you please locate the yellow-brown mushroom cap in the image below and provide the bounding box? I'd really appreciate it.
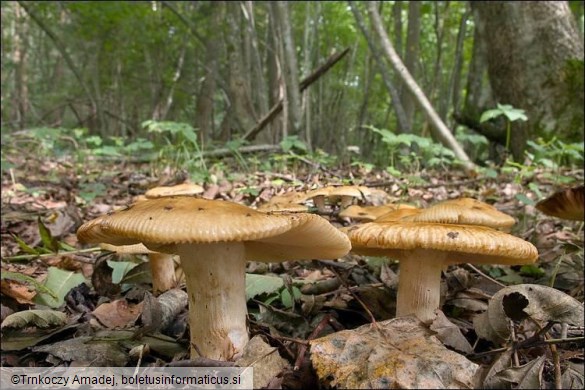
[145,183,204,198]
[339,204,417,221]
[374,208,422,222]
[344,221,538,265]
[78,197,350,261]
[535,186,584,221]
[402,198,516,230]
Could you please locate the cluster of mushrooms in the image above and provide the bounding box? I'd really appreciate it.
[77,183,542,361]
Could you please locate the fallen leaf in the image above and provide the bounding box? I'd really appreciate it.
[430,310,473,354]
[0,279,36,304]
[235,335,290,388]
[33,267,86,308]
[310,316,479,389]
[474,284,585,343]
[1,310,67,330]
[92,299,143,329]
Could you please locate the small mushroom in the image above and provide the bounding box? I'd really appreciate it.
[78,197,350,360]
[329,186,371,209]
[536,185,584,221]
[344,221,538,322]
[99,243,178,294]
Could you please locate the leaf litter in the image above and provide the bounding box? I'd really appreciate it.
[1,151,583,388]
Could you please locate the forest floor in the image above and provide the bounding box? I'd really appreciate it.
[1,149,583,389]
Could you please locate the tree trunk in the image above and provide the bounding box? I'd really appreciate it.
[220,2,257,140]
[471,1,584,160]
[12,2,29,129]
[400,1,421,133]
[349,2,409,133]
[271,2,302,137]
[366,2,475,171]
[196,3,222,145]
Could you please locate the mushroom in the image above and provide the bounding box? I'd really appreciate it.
[303,186,372,212]
[304,187,333,212]
[344,221,538,322]
[403,198,516,231]
[78,197,350,360]
[536,185,584,221]
[99,243,179,294]
[133,183,205,292]
[339,204,417,222]
[329,186,371,209]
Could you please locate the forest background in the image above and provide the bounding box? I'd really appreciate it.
[2,1,583,177]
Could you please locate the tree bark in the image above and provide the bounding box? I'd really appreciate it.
[366,2,475,170]
[349,2,409,133]
[271,2,303,137]
[400,1,421,132]
[471,1,584,160]
[195,2,222,145]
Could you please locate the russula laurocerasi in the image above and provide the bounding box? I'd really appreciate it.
[78,197,350,360]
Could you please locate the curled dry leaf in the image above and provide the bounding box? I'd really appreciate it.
[92,299,143,329]
[310,316,479,389]
[474,284,585,343]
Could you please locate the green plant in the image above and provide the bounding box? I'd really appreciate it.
[480,103,528,154]
[142,120,207,176]
[367,125,459,172]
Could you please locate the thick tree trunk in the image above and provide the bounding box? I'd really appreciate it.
[472,1,584,160]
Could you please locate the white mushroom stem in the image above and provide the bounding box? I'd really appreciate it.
[313,195,327,212]
[395,249,449,323]
[177,242,248,361]
[149,253,176,294]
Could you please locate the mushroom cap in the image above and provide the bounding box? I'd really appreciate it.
[257,202,310,213]
[535,186,584,221]
[145,183,204,198]
[305,187,334,199]
[344,221,538,265]
[402,198,516,230]
[329,185,371,199]
[374,208,422,222]
[78,197,350,262]
[265,191,309,206]
[339,204,416,221]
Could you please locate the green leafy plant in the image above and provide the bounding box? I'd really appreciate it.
[367,125,459,172]
[142,120,207,176]
[480,103,528,154]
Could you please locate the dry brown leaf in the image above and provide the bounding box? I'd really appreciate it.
[0,279,36,304]
[310,316,479,389]
[430,310,473,354]
[235,335,290,389]
[92,299,143,329]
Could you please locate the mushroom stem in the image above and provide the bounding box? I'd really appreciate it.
[149,253,176,294]
[177,242,249,360]
[395,249,448,323]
